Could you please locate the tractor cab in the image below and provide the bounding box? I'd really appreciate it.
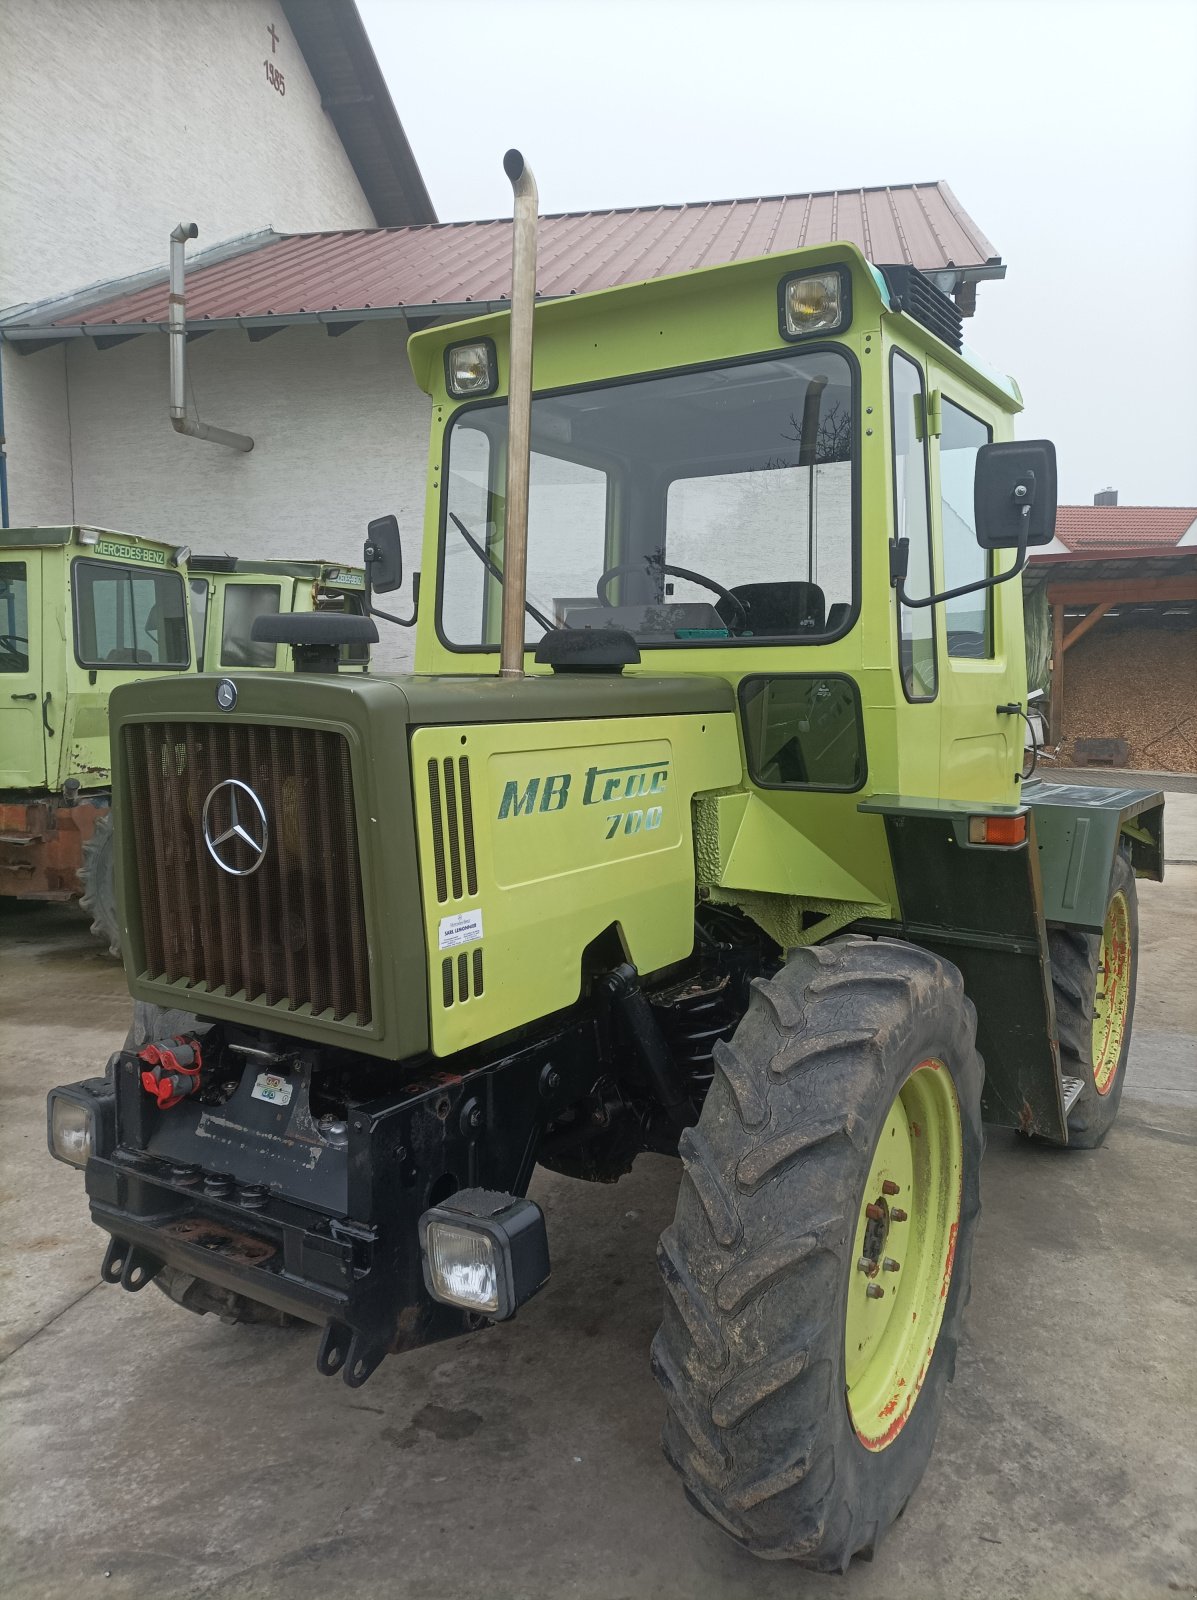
[186,556,369,673]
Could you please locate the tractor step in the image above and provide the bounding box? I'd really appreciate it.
[1061,1076,1085,1115]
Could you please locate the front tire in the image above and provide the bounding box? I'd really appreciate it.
[653,936,983,1570]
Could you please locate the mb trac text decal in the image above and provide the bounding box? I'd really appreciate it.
[498,759,670,839]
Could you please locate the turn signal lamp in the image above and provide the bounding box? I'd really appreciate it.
[419,1189,550,1320]
[779,268,849,339]
[967,814,1028,847]
[446,338,497,397]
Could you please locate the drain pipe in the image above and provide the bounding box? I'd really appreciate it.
[169,223,253,452]
[498,150,538,678]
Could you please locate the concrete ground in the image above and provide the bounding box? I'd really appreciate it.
[2,798,1195,1600]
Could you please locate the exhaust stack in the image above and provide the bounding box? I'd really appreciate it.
[498,150,538,678]
[168,223,254,453]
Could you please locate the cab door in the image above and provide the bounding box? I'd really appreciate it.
[926,373,1019,806]
[0,551,47,788]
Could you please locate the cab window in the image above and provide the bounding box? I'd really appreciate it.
[189,579,210,671]
[73,561,189,668]
[890,352,937,700]
[220,584,281,668]
[0,561,30,673]
[939,399,994,658]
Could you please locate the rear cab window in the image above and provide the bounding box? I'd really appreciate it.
[73,560,189,668]
[937,398,994,658]
[0,561,30,673]
[220,584,282,667]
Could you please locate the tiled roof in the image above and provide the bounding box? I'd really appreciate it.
[0,182,1001,338]
[1054,506,1197,550]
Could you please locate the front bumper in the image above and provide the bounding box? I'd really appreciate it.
[51,1017,592,1384]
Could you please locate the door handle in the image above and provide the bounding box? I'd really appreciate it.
[41,691,55,737]
[9,692,36,700]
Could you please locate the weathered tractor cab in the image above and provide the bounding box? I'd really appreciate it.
[48,157,1163,1572]
[1,526,193,942]
[186,556,370,673]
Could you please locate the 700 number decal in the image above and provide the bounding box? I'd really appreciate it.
[605,806,663,839]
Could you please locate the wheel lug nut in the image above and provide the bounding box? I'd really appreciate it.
[857,1257,876,1275]
[890,1208,908,1222]
[882,1257,901,1272]
[866,1283,885,1299]
[882,1180,900,1196]
[865,1203,884,1220]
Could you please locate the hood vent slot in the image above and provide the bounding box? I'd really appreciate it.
[427,755,477,903]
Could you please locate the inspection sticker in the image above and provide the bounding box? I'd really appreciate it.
[438,908,484,950]
[251,1071,293,1106]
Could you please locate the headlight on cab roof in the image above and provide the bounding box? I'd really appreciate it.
[445,338,498,397]
[46,1078,115,1168]
[779,267,849,340]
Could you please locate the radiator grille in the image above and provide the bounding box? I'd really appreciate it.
[123,721,371,1024]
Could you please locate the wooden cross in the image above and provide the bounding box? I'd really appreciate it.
[267,22,280,52]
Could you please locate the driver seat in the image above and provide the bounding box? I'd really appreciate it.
[718,581,826,635]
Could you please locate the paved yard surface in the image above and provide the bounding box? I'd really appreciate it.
[2,795,1194,1600]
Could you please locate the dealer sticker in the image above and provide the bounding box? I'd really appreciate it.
[251,1071,293,1106]
[438,908,484,949]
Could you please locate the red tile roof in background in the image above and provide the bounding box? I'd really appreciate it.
[1054,506,1197,550]
[2,182,1000,333]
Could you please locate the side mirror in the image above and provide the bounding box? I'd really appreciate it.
[364,514,403,593]
[974,440,1057,550]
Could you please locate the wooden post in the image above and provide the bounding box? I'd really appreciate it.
[1050,602,1064,746]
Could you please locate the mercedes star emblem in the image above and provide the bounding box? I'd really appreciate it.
[202,778,269,877]
[216,679,238,711]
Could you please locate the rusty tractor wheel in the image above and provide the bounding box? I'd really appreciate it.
[1047,851,1138,1149]
[79,810,120,958]
[653,936,984,1570]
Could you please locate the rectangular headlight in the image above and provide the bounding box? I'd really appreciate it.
[445,338,497,397]
[46,1078,115,1168]
[779,268,848,339]
[419,1190,549,1320]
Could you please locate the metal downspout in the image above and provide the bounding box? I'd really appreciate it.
[169,223,253,453]
[0,344,9,526]
[498,150,538,678]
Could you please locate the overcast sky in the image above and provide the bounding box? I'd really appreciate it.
[359,0,1197,506]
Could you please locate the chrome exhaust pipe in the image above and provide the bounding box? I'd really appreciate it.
[498,150,538,678]
[169,223,254,453]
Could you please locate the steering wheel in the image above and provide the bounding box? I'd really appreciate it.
[596,561,748,634]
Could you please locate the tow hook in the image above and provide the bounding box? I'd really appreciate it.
[138,1036,204,1108]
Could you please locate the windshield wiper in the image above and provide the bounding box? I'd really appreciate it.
[448,513,558,635]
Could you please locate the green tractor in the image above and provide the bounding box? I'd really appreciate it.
[1,531,366,951]
[48,155,1162,1570]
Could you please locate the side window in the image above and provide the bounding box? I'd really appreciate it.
[0,561,30,673]
[890,352,936,699]
[188,579,210,671]
[939,399,994,658]
[73,561,189,668]
[220,584,281,668]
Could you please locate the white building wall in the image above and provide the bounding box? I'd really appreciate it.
[3,348,75,525]
[0,0,376,310]
[63,322,430,668]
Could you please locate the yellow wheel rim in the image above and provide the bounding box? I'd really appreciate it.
[845,1060,963,1452]
[1091,890,1131,1096]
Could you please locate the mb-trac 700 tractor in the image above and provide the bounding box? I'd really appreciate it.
[48,155,1163,1571]
[1,531,365,952]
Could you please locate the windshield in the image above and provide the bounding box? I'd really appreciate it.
[439,349,855,649]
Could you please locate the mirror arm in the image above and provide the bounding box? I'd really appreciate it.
[889,519,1029,610]
[365,568,418,628]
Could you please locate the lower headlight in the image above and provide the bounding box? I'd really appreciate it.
[419,1190,550,1320]
[46,1079,114,1168]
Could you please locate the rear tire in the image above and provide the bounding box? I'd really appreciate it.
[1047,851,1138,1149]
[79,810,120,958]
[653,935,983,1570]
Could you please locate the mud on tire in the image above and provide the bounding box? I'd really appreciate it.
[653,935,984,1570]
[79,810,120,958]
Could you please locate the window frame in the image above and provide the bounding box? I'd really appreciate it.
[738,671,868,793]
[935,392,995,661]
[434,343,862,656]
[218,581,283,669]
[70,557,191,671]
[889,347,938,703]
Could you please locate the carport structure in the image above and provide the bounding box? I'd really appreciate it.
[1027,504,1197,769]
